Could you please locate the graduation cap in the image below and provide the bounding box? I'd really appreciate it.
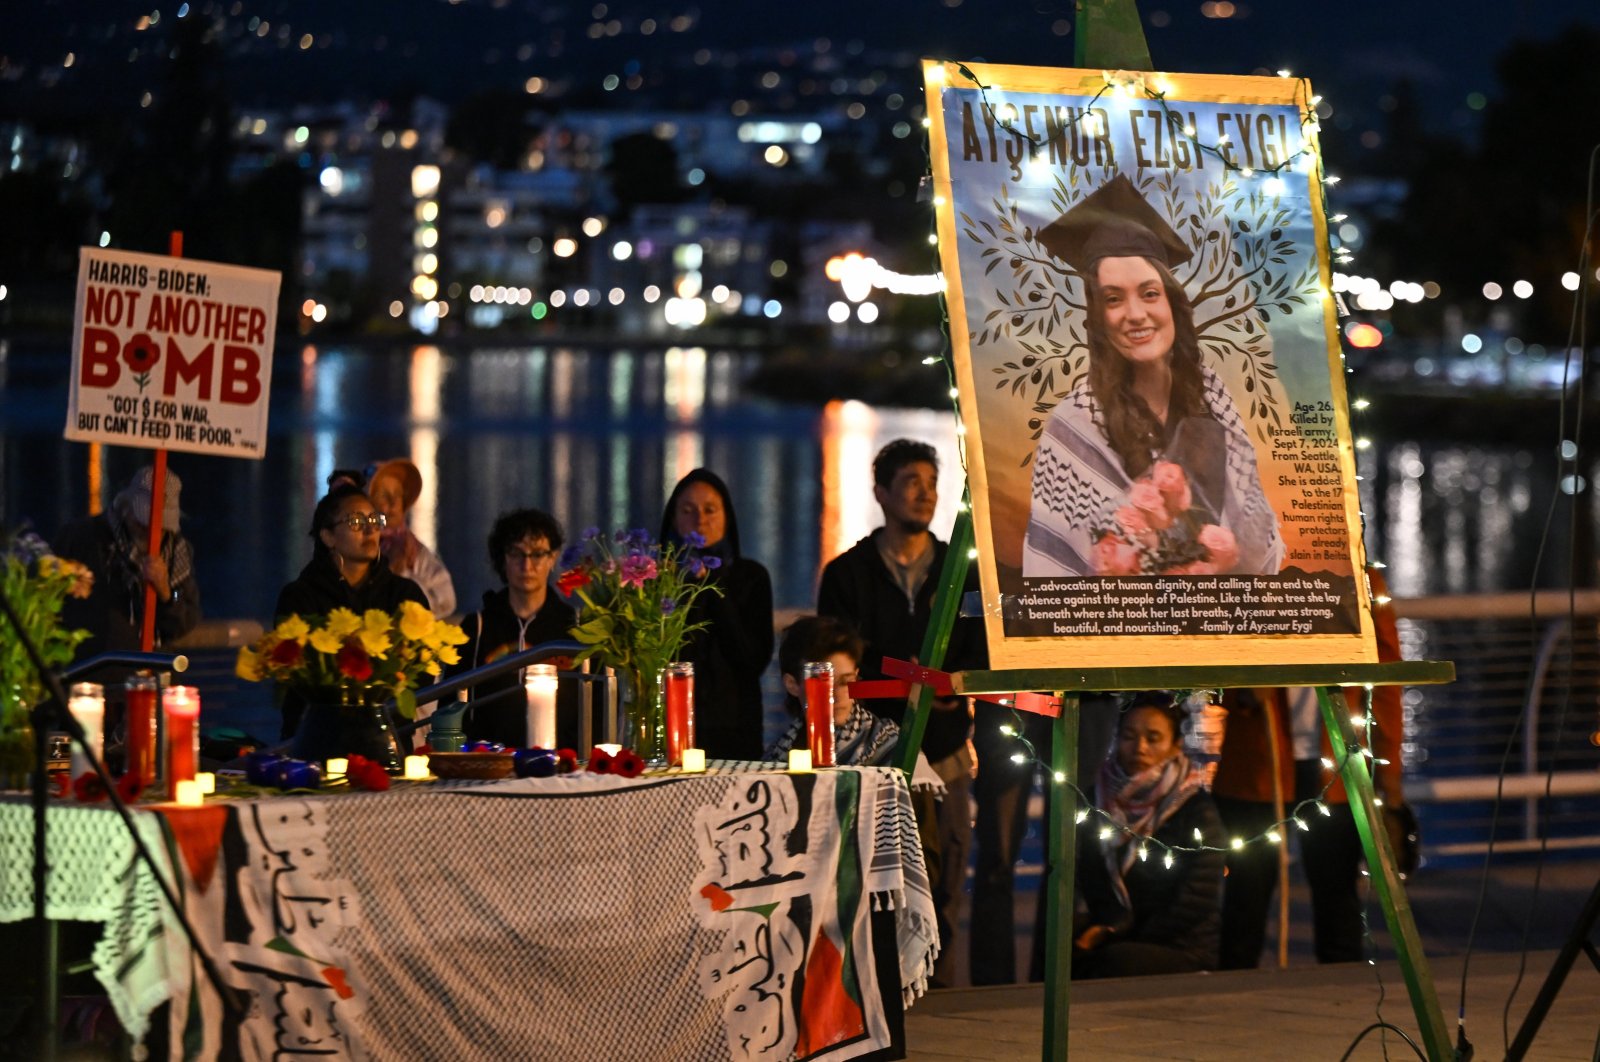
[1036,173,1193,275]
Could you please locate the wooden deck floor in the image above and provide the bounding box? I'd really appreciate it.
[904,950,1600,1060]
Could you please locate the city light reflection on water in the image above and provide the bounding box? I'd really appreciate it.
[0,342,1592,626]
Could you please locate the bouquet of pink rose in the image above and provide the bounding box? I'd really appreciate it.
[1090,460,1240,576]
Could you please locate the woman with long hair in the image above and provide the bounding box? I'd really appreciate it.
[1023,174,1282,577]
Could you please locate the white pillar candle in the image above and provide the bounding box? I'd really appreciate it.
[524,664,559,749]
[596,743,623,758]
[681,748,706,773]
[196,772,216,795]
[787,748,813,772]
[173,779,203,806]
[67,682,105,780]
[403,755,430,781]
[325,757,349,779]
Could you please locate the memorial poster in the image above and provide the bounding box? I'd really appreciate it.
[923,61,1377,669]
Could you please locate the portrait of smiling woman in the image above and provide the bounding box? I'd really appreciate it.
[1022,174,1283,578]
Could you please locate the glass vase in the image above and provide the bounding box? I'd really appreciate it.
[290,686,403,773]
[623,667,666,765]
[0,691,34,791]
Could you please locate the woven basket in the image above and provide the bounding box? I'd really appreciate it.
[427,751,516,780]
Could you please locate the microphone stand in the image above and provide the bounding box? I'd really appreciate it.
[0,591,246,1059]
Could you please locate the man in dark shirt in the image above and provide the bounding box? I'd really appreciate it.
[817,439,985,987]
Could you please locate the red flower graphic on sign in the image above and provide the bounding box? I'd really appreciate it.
[122,335,161,374]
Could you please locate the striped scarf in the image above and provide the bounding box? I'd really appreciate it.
[1096,751,1205,914]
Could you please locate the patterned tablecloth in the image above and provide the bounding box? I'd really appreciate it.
[0,764,937,1061]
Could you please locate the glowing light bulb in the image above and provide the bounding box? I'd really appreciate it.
[1075,809,1089,824]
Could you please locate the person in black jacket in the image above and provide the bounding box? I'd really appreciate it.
[452,508,577,746]
[274,482,427,737]
[1074,692,1225,977]
[658,469,775,760]
[816,438,986,987]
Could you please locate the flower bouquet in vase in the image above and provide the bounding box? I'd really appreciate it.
[558,528,722,763]
[236,601,468,771]
[0,531,93,789]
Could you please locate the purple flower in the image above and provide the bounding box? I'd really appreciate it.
[614,528,635,547]
[701,555,722,571]
[682,531,707,549]
[619,554,659,589]
[559,544,584,568]
[582,526,600,541]
[660,595,678,615]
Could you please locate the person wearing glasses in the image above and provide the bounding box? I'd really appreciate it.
[452,508,576,746]
[273,481,428,737]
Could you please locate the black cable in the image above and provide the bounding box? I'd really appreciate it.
[0,583,247,1034]
[1454,142,1600,1056]
[1336,1021,1428,1062]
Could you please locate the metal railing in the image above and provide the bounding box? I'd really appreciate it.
[1393,589,1600,856]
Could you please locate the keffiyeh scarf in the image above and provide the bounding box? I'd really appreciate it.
[1095,750,1205,914]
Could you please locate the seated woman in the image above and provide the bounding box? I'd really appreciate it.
[1074,691,1225,978]
[274,482,428,738]
[764,615,898,767]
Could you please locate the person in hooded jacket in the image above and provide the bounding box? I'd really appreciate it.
[274,481,428,737]
[658,469,775,760]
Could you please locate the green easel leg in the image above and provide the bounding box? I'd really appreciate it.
[1042,693,1078,1062]
[1316,685,1452,1062]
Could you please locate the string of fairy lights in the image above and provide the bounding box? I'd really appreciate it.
[916,61,1397,872]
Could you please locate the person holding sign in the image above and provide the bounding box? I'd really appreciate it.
[1022,174,1282,578]
[1073,691,1225,978]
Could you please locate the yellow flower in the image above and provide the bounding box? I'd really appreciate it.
[324,608,362,638]
[235,646,264,682]
[398,600,434,642]
[437,644,460,667]
[425,659,442,677]
[274,614,311,644]
[358,610,393,657]
[309,628,343,655]
[438,621,469,646]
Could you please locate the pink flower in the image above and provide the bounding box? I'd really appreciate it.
[1151,461,1192,514]
[618,555,658,589]
[1162,560,1217,576]
[1198,524,1240,571]
[1128,481,1173,530]
[1113,505,1158,549]
[1092,532,1143,576]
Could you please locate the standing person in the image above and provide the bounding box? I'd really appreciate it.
[1023,173,1282,577]
[274,482,427,738]
[54,465,201,663]
[364,457,457,617]
[1074,692,1226,978]
[452,508,576,746]
[817,438,986,987]
[658,468,774,761]
[1213,567,1410,966]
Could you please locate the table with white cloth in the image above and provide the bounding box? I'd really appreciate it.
[0,763,938,1061]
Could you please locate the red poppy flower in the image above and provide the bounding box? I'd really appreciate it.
[73,772,109,803]
[270,639,303,667]
[346,756,390,791]
[586,747,613,774]
[414,743,433,757]
[337,638,373,682]
[555,748,578,774]
[121,335,161,374]
[115,772,144,804]
[612,749,645,778]
[557,566,590,596]
[51,772,70,799]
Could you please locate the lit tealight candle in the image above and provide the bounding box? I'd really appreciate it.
[403,755,430,781]
[787,748,813,772]
[325,757,349,779]
[174,779,203,807]
[196,772,216,795]
[681,748,706,773]
[596,743,623,758]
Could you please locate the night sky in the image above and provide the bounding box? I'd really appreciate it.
[4,0,1597,158]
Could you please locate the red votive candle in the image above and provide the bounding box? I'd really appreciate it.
[803,661,835,768]
[163,685,201,799]
[664,662,695,766]
[124,674,159,791]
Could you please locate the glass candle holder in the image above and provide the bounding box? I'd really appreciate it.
[663,662,695,766]
[162,685,201,799]
[803,661,836,768]
[124,673,159,790]
[524,664,559,749]
[67,682,105,780]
